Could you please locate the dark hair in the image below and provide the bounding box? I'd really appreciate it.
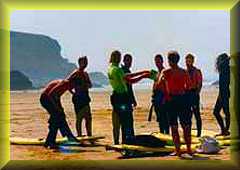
[123,54,132,61]
[216,53,229,73]
[155,54,163,62]
[185,53,195,61]
[167,51,180,64]
[78,56,87,66]
[109,50,121,64]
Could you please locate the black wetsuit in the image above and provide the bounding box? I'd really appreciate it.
[40,93,76,146]
[213,61,230,133]
[152,89,170,134]
[120,65,136,141]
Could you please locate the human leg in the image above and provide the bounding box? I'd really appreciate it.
[44,114,59,148]
[213,96,225,134]
[154,105,164,133]
[171,125,181,156]
[40,94,59,148]
[112,110,120,144]
[193,94,202,137]
[180,95,193,155]
[84,105,92,136]
[222,96,230,135]
[76,112,84,137]
[168,97,181,156]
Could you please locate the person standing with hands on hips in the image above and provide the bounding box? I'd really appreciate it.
[185,54,203,137]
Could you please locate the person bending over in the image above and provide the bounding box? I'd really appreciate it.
[40,79,78,149]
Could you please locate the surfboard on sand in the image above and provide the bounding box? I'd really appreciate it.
[106,144,200,153]
[105,130,232,155]
[10,136,105,145]
[150,132,200,145]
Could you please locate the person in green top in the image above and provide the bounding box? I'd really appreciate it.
[108,50,150,144]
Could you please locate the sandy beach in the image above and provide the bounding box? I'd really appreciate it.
[10,86,230,160]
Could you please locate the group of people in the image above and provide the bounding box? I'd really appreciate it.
[40,50,230,158]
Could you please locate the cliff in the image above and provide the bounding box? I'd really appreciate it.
[10,31,108,88]
[10,31,76,88]
[10,70,34,90]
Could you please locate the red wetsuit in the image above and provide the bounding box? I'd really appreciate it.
[162,67,191,96]
[187,66,202,91]
[161,66,192,126]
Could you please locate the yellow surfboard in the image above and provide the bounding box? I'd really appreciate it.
[106,144,200,153]
[10,136,105,145]
[191,129,217,138]
[150,132,200,145]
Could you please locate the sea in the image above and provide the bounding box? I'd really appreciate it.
[10,80,217,93]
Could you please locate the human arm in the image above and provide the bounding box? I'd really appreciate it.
[185,71,192,91]
[66,70,78,93]
[84,72,92,89]
[124,71,150,84]
[196,70,203,94]
[66,69,78,81]
[125,70,149,79]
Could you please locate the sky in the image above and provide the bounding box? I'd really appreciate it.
[10,10,230,82]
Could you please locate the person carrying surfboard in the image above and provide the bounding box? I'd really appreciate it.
[185,54,203,137]
[213,53,230,136]
[149,54,170,134]
[40,79,79,149]
[67,56,93,137]
[159,51,193,158]
[108,50,150,144]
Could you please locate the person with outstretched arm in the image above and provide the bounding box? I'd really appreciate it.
[108,50,150,145]
[111,54,138,145]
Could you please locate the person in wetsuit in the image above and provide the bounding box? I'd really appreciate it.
[150,54,169,134]
[108,54,137,145]
[159,51,193,158]
[40,79,78,149]
[213,53,230,136]
[185,54,203,137]
[108,50,150,144]
[67,56,93,137]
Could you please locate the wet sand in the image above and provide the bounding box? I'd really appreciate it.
[10,86,230,160]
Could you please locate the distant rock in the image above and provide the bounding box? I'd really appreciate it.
[10,31,76,88]
[89,72,109,87]
[10,70,34,90]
